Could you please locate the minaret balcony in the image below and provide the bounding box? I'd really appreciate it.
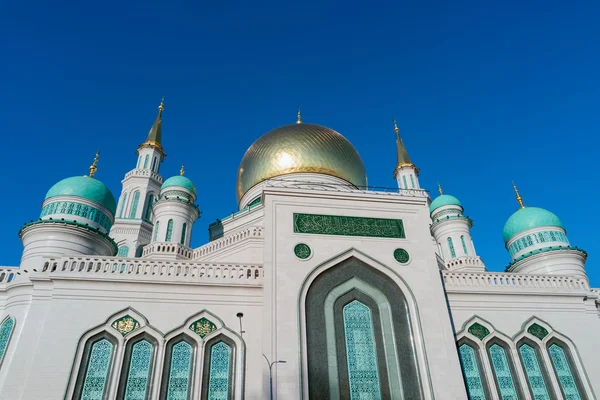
[125,168,164,183]
[142,242,193,260]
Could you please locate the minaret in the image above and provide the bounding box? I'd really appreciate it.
[392,120,420,191]
[109,99,167,258]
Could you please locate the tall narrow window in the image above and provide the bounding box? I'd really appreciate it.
[166,341,193,400]
[119,193,128,218]
[143,155,149,169]
[488,344,519,399]
[165,219,174,242]
[461,235,468,256]
[343,300,381,399]
[458,343,486,400]
[207,342,231,400]
[79,338,114,400]
[519,344,551,400]
[402,176,408,189]
[129,192,140,219]
[548,344,582,399]
[151,157,157,172]
[448,237,456,258]
[143,195,154,222]
[136,156,141,169]
[123,340,153,400]
[117,246,129,257]
[153,221,160,242]
[410,175,415,188]
[0,317,15,365]
[180,223,187,245]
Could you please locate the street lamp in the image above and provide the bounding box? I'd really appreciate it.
[263,354,286,400]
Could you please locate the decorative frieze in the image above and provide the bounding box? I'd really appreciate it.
[293,213,405,239]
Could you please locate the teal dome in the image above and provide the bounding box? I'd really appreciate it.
[45,176,117,215]
[430,194,462,214]
[161,175,196,194]
[503,207,563,243]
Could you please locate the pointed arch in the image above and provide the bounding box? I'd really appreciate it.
[143,193,155,222]
[0,315,15,368]
[143,155,149,169]
[129,191,141,219]
[119,192,128,218]
[165,219,174,242]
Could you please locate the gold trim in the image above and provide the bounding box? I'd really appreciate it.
[89,150,100,178]
[512,181,525,208]
[180,164,185,176]
[437,182,443,195]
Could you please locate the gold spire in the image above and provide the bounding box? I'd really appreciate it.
[438,182,443,195]
[296,107,302,124]
[158,97,165,111]
[512,181,525,208]
[180,164,185,176]
[89,150,100,178]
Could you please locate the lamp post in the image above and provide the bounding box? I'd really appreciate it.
[263,354,286,400]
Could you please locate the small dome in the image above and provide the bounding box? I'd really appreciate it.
[503,207,563,243]
[161,175,196,194]
[430,194,462,214]
[45,176,117,215]
[236,123,367,202]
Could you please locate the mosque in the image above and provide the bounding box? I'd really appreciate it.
[0,100,597,400]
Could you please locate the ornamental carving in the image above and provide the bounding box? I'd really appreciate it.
[393,248,410,264]
[293,213,405,239]
[468,322,490,340]
[294,243,311,260]
[527,323,549,340]
[111,315,141,336]
[189,318,217,338]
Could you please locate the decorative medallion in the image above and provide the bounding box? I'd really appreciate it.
[293,213,405,238]
[393,248,410,264]
[468,322,490,340]
[111,315,141,336]
[189,318,217,338]
[294,243,312,260]
[527,323,549,340]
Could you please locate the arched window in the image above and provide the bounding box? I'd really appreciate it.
[547,342,584,398]
[165,219,174,242]
[518,342,552,400]
[458,343,487,400]
[0,317,15,366]
[143,155,149,169]
[135,246,144,258]
[117,335,155,400]
[151,157,157,172]
[200,336,236,400]
[161,336,194,400]
[461,235,468,256]
[180,223,187,245]
[117,246,129,257]
[129,192,140,219]
[119,193,128,218]
[153,221,160,242]
[448,237,456,258]
[143,195,154,222]
[136,156,141,169]
[73,333,116,400]
[487,342,519,399]
[410,175,415,189]
[402,176,408,189]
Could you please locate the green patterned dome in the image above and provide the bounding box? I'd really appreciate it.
[45,176,117,215]
[430,194,462,214]
[503,207,563,243]
[161,175,196,194]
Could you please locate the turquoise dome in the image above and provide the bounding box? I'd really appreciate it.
[503,207,563,243]
[161,175,196,194]
[430,194,462,214]
[45,176,117,215]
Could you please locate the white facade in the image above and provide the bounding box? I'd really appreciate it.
[0,113,598,400]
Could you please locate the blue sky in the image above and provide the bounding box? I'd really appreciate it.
[1,1,598,285]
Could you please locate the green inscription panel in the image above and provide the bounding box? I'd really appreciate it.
[293,213,405,238]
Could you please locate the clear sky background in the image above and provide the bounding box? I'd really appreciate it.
[1,1,598,285]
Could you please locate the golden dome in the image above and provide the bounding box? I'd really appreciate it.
[236,123,367,202]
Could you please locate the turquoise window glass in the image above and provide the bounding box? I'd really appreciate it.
[448,237,456,258]
[119,193,128,218]
[207,342,231,400]
[458,344,486,400]
[143,155,149,169]
[180,223,187,245]
[461,235,468,256]
[124,340,153,400]
[129,192,140,219]
[166,341,193,400]
[489,344,518,400]
[81,339,113,400]
[548,344,582,400]
[165,219,174,242]
[402,176,408,189]
[151,157,157,172]
[343,300,381,400]
[117,246,129,257]
[153,221,160,242]
[136,156,141,169]
[519,344,551,400]
[0,317,15,363]
[410,175,415,188]
[143,196,154,222]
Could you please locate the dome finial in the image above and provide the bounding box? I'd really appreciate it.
[89,150,100,178]
[438,182,443,195]
[512,181,525,208]
[296,106,302,124]
[393,118,399,137]
[180,164,185,176]
[158,97,165,111]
